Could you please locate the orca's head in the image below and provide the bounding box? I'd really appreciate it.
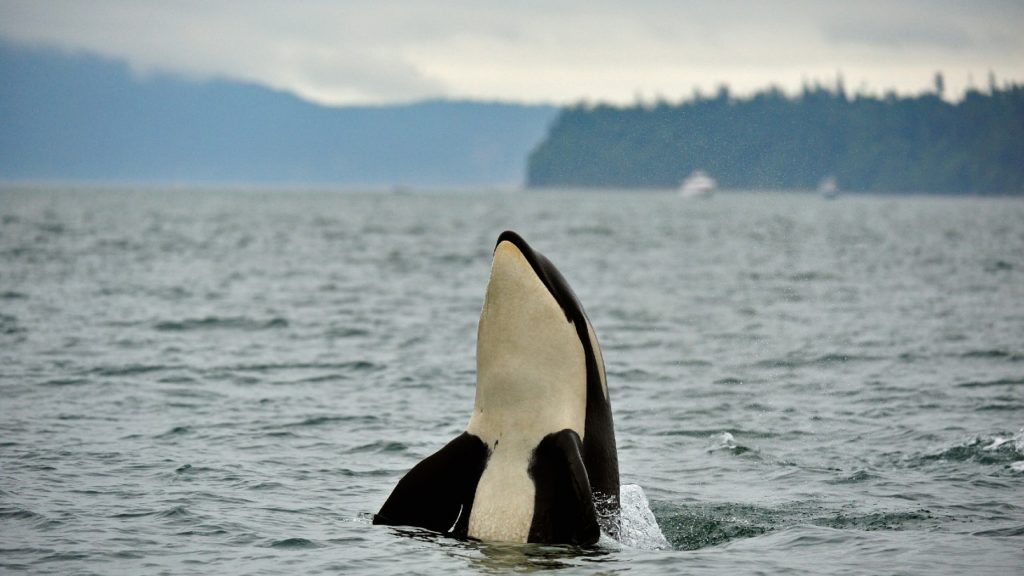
[468,231,606,443]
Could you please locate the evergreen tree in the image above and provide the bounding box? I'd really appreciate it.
[527,83,1024,194]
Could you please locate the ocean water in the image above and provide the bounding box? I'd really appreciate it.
[1,185,1022,575]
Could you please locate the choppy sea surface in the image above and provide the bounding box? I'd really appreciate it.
[1,185,1022,575]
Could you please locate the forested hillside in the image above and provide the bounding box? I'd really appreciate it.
[527,83,1024,194]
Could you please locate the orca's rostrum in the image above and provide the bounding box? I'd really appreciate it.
[374,231,619,545]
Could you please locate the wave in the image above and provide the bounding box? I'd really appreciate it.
[826,469,876,484]
[0,506,45,521]
[268,537,320,549]
[751,353,884,369]
[88,364,176,377]
[972,525,1024,537]
[815,509,938,531]
[959,349,1024,362]
[0,314,25,335]
[918,429,1024,469]
[345,440,408,454]
[660,428,782,440]
[154,316,288,332]
[651,501,773,550]
[227,361,380,373]
[156,505,192,519]
[706,431,755,456]
[112,505,192,520]
[39,377,93,387]
[956,378,1024,388]
[650,501,941,550]
[155,426,192,438]
[281,415,380,428]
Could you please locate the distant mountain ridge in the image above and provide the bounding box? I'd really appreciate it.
[0,43,558,186]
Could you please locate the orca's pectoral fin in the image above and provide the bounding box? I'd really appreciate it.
[528,429,601,545]
[373,432,489,537]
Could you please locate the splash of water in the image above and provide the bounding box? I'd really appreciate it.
[983,427,1024,453]
[707,431,753,455]
[1000,428,1024,472]
[920,427,1024,468]
[608,484,670,550]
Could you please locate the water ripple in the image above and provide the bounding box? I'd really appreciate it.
[268,537,320,549]
[3,188,1023,575]
[154,316,289,332]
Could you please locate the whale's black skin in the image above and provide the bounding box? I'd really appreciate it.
[373,429,601,544]
[374,432,488,538]
[373,231,619,545]
[527,429,602,544]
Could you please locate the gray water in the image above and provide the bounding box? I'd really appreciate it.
[1,186,1022,575]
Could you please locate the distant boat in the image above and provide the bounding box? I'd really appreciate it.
[818,176,839,199]
[679,170,717,198]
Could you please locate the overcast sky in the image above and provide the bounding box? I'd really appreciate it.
[2,0,1022,106]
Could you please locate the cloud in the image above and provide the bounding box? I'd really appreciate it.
[1,0,1022,105]
[0,0,448,103]
[820,0,1023,54]
[825,19,973,50]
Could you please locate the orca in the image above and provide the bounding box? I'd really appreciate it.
[374,230,619,545]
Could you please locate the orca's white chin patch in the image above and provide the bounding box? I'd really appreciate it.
[467,240,587,444]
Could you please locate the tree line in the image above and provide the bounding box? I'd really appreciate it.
[526,79,1024,194]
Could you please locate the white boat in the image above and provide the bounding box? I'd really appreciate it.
[818,176,839,199]
[678,170,717,198]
